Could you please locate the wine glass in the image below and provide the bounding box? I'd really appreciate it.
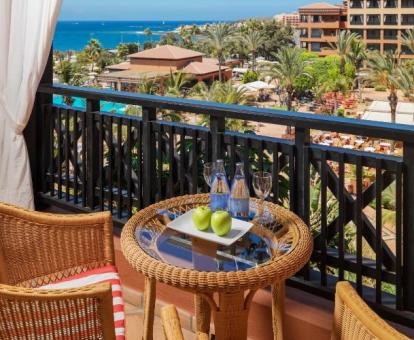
[203,162,215,188]
[252,172,272,224]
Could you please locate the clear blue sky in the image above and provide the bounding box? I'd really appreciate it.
[59,0,335,21]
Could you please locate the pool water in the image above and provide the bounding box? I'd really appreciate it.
[53,95,127,114]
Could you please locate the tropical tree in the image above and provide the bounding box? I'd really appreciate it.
[402,29,414,54]
[320,75,353,114]
[366,51,401,125]
[267,47,309,134]
[348,38,367,98]
[84,39,102,72]
[164,71,191,97]
[393,66,414,101]
[117,43,130,58]
[331,30,359,74]
[205,23,233,81]
[137,78,158,95]
[241,30,265,71]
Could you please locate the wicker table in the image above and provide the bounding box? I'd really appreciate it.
[121,194,313,340]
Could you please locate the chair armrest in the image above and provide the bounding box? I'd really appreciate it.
[161,305,185,340]
[0,202,114,286]
[0,282,116,339]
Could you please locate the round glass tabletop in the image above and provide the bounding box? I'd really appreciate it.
[134,205,293,272]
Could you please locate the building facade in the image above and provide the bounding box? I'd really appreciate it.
[298,1,414,58]
[348,0,414,57]
[298,3,348,56]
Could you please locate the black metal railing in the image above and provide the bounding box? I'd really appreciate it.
[30,83,414,326]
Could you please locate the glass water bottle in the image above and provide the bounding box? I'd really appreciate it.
[210,159,230,212]
[228,163,250,220]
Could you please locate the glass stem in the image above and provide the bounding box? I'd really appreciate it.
[259,197,265,218]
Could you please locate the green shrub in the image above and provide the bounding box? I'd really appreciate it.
[375,85,387,92]
[242,70,259,84]
[336,107,345,117]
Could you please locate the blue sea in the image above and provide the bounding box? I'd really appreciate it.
[54,20,215,51]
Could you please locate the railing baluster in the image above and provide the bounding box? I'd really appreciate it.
[375,159,382,304]
[49,107,55,197]
[142,107,156,206]
[167,125,174,198]
[272,144,279,204]
[403,141,414,312]
[99,114,104,211]
[320,151,327,287]
[191,129,198,194]
[395,162,403,310]
[81,111,87,207]
[289,147,295,212]
[157,125,163,200]
[356,156,363,294]
[73,110,78,205]
[57,108,62,199]
[126,119,132,218]
[86,99,100,210]
[108,116,113,214]
[117,117,122,219]
[65,110,70,202]
[136,121,142,210]
[338,153,345,281]
[210,115,225,161]
[179,129,185,195]
[294,127,310,224]
[229,135,236,181]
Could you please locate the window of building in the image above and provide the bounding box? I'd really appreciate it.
[311,42,321,52]
[383,44,398,53]
[300,29,308,37]
[367,29,381,39]
[367,15,380,25]
[367,43,381,51]
[383,29,398,39]
[300,15,308,22]
[350,15,364,25]
[301,42,308,49]
[384,14,398,25]
[350,0,364,8]
[402,14,414,25]
[312,15,321,23]
[401,45,414,55]
[311,29,323,38]
[384,0,397,7]
[350,29,364,37]
[401,0,414,7]
[367,0,380,8]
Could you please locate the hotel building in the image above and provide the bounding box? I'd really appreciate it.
[298,3,348,56]
[298,1,414,58]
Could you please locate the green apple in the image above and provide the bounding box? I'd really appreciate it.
[192,206,212,231]
[211,211,232,236]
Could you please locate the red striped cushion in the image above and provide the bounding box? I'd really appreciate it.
[40,266,125,339]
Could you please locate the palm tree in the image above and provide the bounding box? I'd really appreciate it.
[137,78,158,95]
[267,47,309,134]
[393,66,414,101]
[241,30,265,71]
[85,39,102,72]
[164,70,191,97]
[331,30,359,74]
[366,52,401,125]
[348,39,367,98]
[206,23,233,81]
[402,29,414,54]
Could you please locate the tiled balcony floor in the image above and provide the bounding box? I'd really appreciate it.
[125,303,196,339]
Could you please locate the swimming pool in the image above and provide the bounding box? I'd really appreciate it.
[53,95,127,114]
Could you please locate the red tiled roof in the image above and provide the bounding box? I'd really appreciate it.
[182,61,228,75]
[299,2,343,9]
[128,45,203,60]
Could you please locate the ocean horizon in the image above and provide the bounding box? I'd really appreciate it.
[53,20,220,51]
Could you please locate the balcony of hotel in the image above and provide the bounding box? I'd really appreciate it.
[2,2,414,340]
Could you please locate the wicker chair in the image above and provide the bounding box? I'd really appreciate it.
[0,202,183,339]
[332,281,410,340]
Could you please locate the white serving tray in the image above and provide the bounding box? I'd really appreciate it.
[166,209,254,246]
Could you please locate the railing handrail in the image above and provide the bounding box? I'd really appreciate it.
[38,83,414,142]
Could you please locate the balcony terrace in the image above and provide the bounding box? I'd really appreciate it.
[16,45,414,337]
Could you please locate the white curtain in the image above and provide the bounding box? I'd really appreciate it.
[0,0,62,209]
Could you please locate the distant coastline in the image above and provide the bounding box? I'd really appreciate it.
[54,20,221,51]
